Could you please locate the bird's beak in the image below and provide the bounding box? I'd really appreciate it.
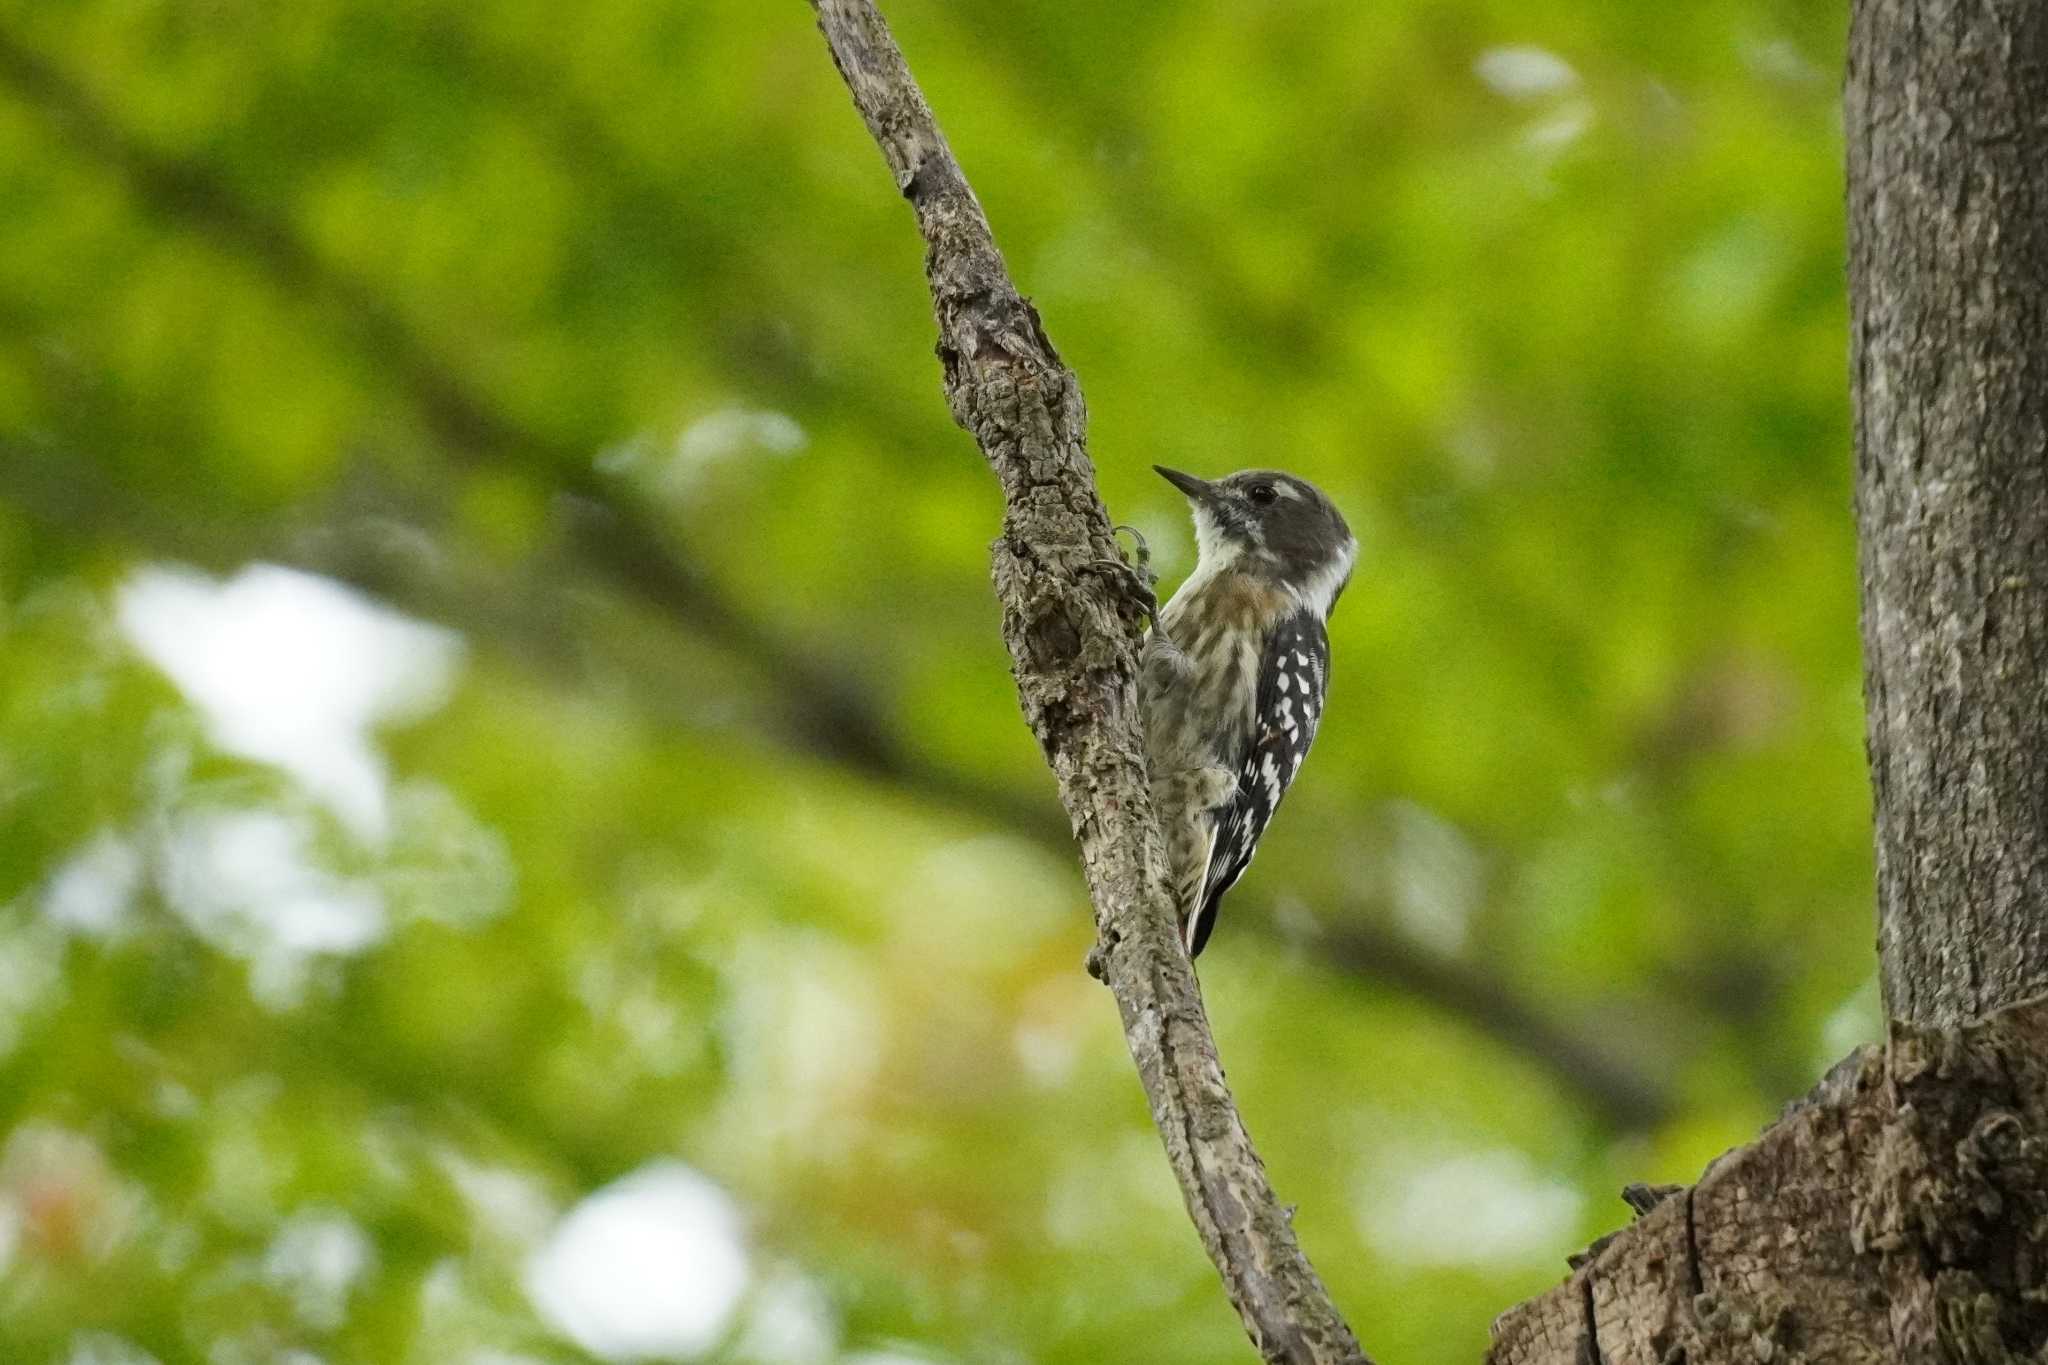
[1154,466,1215,503]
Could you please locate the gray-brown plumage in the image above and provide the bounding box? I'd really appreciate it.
[1140,466,1355,956]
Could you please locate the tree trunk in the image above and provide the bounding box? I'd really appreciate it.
[807,0,2048,1357]
[1849,0,2048,1029]
[1490,3,2048,1359]
[1488,996,2048,1363]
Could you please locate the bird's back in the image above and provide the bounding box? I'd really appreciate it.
[1142,569,1288,945]
[1137,465,1354,955]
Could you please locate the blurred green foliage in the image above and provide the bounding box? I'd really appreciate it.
[0,0,1867,1362]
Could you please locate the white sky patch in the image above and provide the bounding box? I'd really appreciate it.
[1820,975,1883,1074]
[0,919,64,1059]
[525,1162,750,1362]
[679,407,806,467]
[439,1151,557,1248]
[729,1264,838,1365]
[0,1191,18,1276]
[1741,34,1821,86]
[4,1124,136,1264]
[1011,974,1096,1091]
[1385,802,1483,955]
[64,1334,163,1365]
[1676,216,1788,333]
[263,1209,376,1332]
[1443,415,1502,484]
[1361,1148,1583,1268]
[163,807,386,1009]
[42,830,143,939]
[765,967,883,1135]
[891,835,1073,962]
[1474,46,1580,99]
[714,935,884,1159]
[197,1333,318,1365]
[603,407,808,502]
[419,1256,465,1313]
[377,780,518,931]
[39,789,507,1012]
[615,985,703,1077]
[1011,1018,1078,1088]
[1046,1134,1192,1254]
[117,564,462,845]
[1523,104,1593,153]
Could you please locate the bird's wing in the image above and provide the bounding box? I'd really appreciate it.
[1186,608,1331,956]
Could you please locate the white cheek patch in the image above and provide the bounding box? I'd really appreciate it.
[1291,535,1358,620]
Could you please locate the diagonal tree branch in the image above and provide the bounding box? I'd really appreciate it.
[0,20,1676,1132]
[805,3,1368,1360]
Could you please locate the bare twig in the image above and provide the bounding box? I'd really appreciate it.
[805,3,1370,1360]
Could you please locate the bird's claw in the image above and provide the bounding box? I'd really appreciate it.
[1112,524,1154,582]
[1087,524,1160,629]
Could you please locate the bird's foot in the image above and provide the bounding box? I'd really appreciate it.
[1086,524,1159,630]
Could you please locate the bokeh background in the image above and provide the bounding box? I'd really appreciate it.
[0,1,1866,1362]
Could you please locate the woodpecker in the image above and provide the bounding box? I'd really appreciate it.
[1139,466,1356,957]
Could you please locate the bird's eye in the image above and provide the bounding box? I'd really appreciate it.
[1247,482,1278,506]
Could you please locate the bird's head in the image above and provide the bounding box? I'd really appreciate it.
[1155,466,1357,615]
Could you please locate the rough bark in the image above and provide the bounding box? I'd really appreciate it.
[804,3,1368,1361]
[1493,7,2048,1359]
[1848,0,2048,1027]
[1489,994,2048,1364]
